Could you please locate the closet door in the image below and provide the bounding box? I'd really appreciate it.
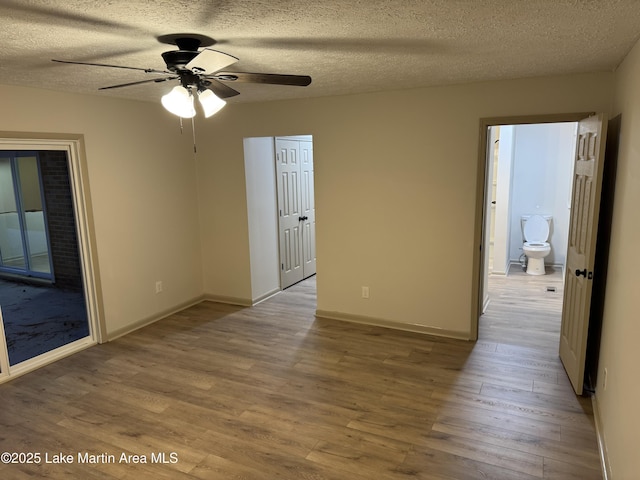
[275,139,304,288]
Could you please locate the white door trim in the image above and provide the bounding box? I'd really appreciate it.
[0,307,9,381]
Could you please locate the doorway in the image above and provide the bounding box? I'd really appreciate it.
[473,113,609,395]
[243,134,317,304]
[485,123,578,279]
[480,121,578,351]
[482,122,578,334]
[0,137,102,383]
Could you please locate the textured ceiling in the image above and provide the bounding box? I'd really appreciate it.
[1,0,639,104]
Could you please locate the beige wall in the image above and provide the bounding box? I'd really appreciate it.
[195,72,613,337]
[0,84,203,338]
[597,38,640,478]
[0,73,616,338]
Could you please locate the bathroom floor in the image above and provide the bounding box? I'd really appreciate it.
[480,264,564,352]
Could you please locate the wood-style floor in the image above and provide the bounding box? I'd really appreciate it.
[480,265,565,353]
[0,273,601,479]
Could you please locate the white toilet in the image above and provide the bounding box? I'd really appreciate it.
[521,215,552,275]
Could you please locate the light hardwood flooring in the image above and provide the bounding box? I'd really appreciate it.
[480,265,565,353]
[0,274,601,479]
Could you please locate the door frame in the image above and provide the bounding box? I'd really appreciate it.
[0,132,105,382]
[470,112,594,341]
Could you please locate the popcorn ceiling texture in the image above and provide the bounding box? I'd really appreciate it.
[0,0,639,103]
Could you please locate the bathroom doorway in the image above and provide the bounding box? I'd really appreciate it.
[486,123,578,281]
[475,113,612,394]
[480,121,578,348]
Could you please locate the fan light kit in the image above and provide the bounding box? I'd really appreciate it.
[52,33,312,119]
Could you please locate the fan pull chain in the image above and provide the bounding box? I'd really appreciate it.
[179,117,184,134]
[191,116,197,154]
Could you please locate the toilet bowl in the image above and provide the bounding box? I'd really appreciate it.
[521,215,551,275]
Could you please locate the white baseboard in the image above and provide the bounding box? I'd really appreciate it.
[251,288,281,306]
[482,296,491,314]
[106,295,205,341]
[107,293,256,342]
[202,294,253,307]
[315,310,471,340]
[592,394,612,480]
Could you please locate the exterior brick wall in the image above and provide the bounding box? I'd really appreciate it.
[39,151,84,291]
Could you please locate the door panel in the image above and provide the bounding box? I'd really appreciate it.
[559,114,607,395]
[17,155,52,275]
[276,139,304,288]
[0,156,26,270]
[0,153,53,278]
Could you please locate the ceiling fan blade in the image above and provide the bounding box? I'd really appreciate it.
[214,72,312,87]
[98,77,177,90]
[52,59,170,75]
[204,79,240,99]
[185,49,238,75]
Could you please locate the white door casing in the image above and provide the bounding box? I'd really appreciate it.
[559,113,608,395]
[0,307,8,381]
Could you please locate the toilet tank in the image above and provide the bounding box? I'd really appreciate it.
[521,215,553,241]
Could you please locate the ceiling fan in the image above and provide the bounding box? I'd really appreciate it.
[52,33,312,118]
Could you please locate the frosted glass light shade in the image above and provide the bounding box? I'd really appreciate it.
[198,89,226,118]
[161,86,196,118]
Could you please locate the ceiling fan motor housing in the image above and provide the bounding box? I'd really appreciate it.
[161,50,199,72]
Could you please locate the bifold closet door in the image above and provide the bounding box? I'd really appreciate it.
[275,138,316,289]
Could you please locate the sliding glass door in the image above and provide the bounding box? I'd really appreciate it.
[0,149,92,370]
[0,151,53,279]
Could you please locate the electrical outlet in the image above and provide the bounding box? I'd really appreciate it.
[362,286,370,299]
[603,368,608,390]
[155,281,163,294]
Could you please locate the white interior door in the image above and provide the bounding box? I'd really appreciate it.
[559,113,608,395]
[299,140,316,278]
[276,139,304,289]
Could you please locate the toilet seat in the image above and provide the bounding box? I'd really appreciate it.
[523,241,550,251]
[524,242,549,249]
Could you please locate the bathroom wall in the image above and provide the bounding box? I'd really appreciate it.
[506,122,578,267]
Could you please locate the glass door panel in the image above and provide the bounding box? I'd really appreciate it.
[0,156,26,271]
[0,153,53,279]
[17,155,51,275]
